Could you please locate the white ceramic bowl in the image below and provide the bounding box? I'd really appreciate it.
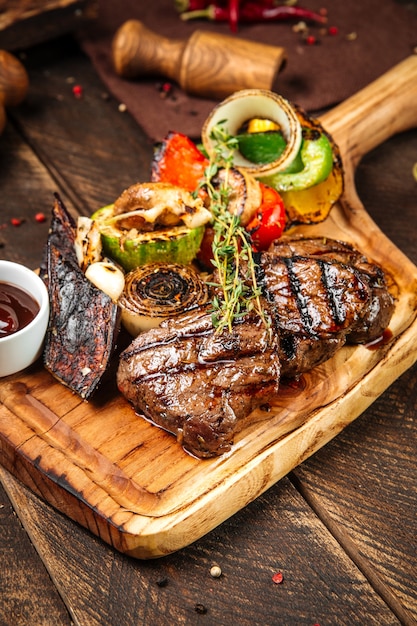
[0,260,49,377]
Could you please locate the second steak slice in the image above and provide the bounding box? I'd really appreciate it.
[117,307,280,458]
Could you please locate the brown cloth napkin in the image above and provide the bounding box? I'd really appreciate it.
[80,0,417,141]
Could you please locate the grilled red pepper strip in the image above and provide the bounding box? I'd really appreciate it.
[181,3,326,24]
[151,131,209,191]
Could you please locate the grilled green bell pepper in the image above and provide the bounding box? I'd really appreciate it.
[236,127,334,192]
[261,130,334,191]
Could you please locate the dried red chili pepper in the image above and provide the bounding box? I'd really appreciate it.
[241,3,326,24]
[174,0,213,12]
[228,0,240,32]
[181,3,326,26]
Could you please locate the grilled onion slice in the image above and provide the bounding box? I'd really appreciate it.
[119,263,209,335]
[202,89,302,176]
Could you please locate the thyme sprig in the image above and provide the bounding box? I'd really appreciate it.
[200,122,270,334]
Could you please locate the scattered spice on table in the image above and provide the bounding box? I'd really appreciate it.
[272,571,284,584]
[10,217,24,227]
[195,603,208,614]
[72,84,83,99]
[210,564,222,578]
[34,212,46,223]
[158,81,174,99]
[305,34,318,45]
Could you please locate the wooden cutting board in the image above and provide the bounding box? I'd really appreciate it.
[1,56,417,559]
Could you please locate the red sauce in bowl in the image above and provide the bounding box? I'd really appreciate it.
[0,282,40,338]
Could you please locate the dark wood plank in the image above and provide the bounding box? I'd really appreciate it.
[0,0,98,51]
[292,363,417,625]
[9,37,153,216]
[0,124,57,269]
[1,468,401,626]
[1,37,153,269]
[0,481,71,625]
[355,128,417,267]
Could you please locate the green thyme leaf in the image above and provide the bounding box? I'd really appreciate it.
[200,122,271,334]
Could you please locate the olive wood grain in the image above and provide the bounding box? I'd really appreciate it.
[112,19,287,99]
[1,55,417,559]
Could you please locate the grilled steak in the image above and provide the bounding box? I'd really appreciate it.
[117,307,280,458]
[268,236,395,345]
[117,237,394,457]
[257,250,375,378]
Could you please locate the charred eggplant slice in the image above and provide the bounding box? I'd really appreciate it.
[43,194,120,399]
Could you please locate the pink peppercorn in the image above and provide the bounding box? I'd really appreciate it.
[72,85,83,99]
[328,25,339,36]
[272,571,284,584]
[35,212,46,223]
[306,35,317,45]
[10,217,23,227]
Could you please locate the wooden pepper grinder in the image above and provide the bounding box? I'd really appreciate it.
[112,20,287,100]
[0,50,29,135]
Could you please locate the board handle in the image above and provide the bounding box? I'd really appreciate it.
[322,55,417,170]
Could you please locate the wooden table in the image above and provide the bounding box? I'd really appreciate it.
[1,37,416,626]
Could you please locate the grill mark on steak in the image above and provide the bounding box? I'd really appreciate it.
[320,259,348,327]
[284,257,317,338]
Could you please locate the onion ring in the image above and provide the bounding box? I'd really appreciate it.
[201,89,303,176]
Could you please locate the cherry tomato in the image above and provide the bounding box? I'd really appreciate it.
[246,183,286,250]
